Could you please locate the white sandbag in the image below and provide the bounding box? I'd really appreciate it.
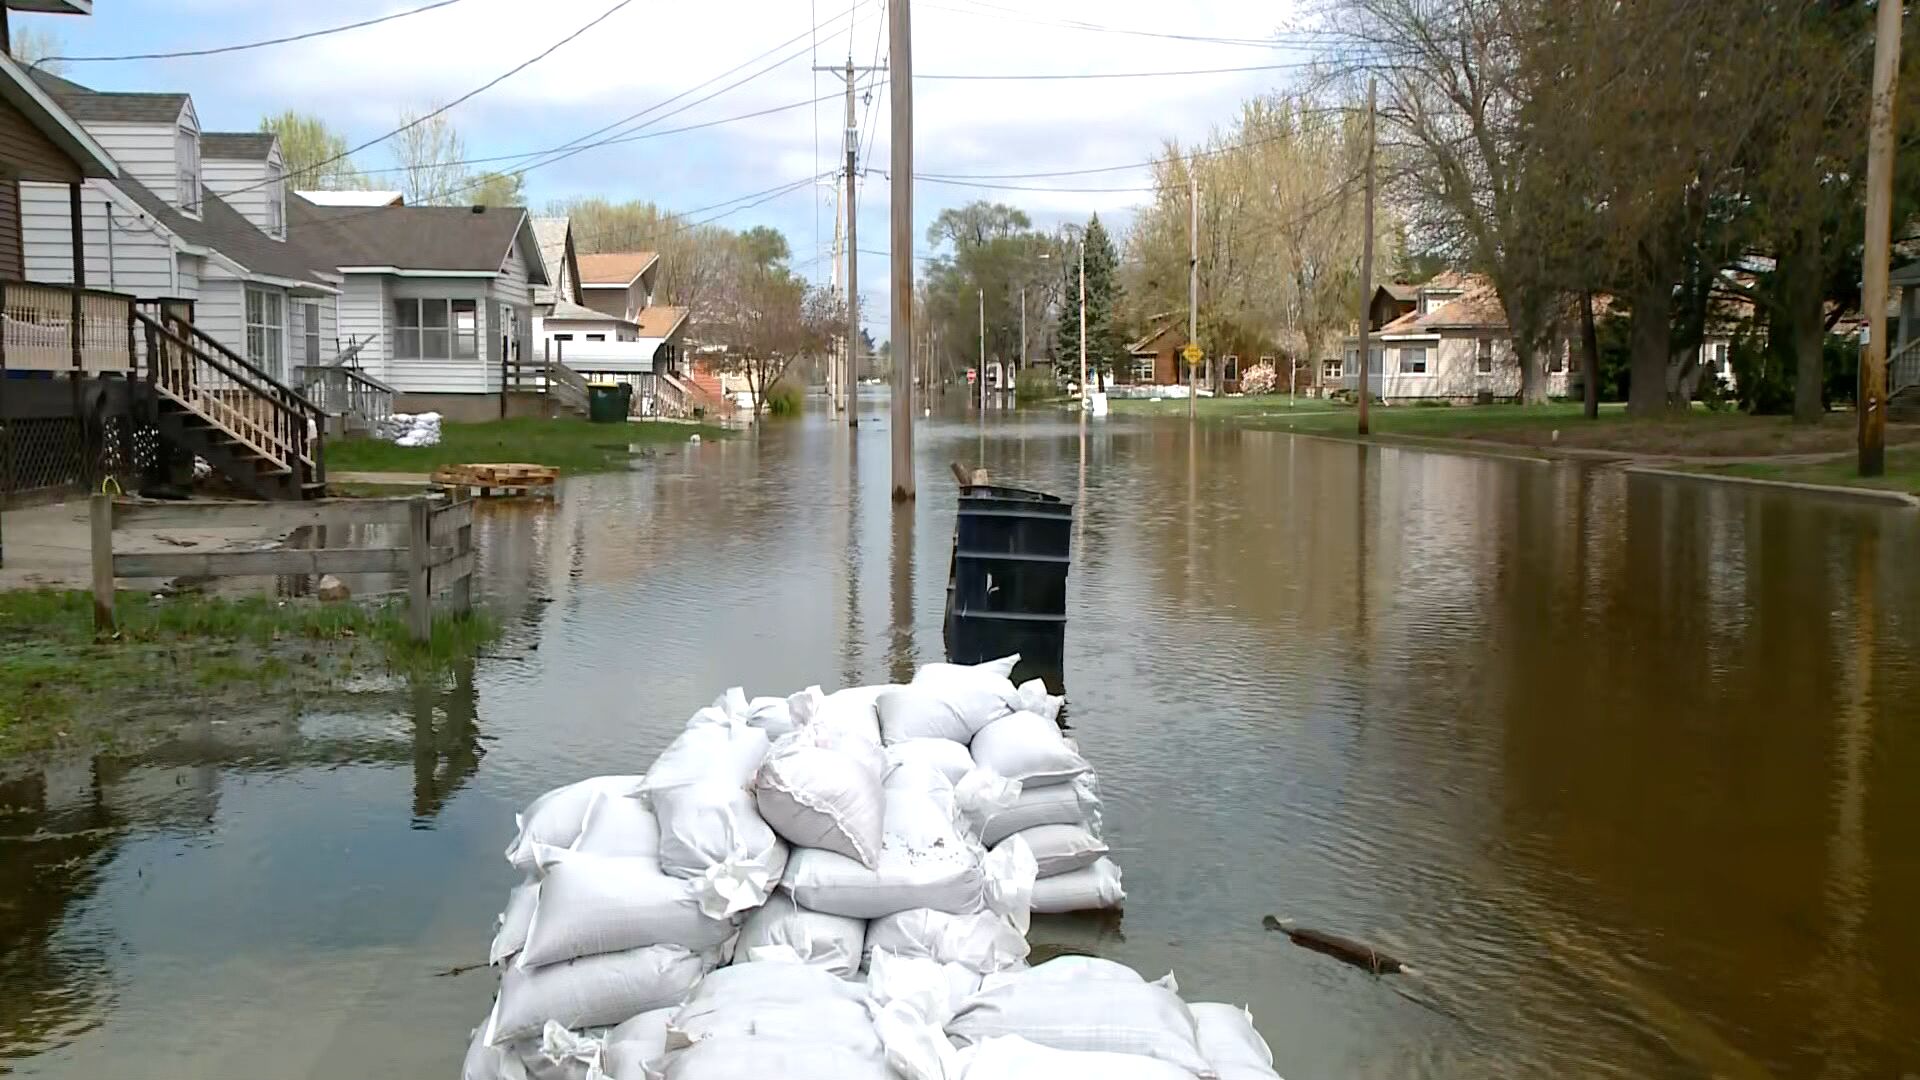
[506,776,646,871]
[1030,857,1125,913]
[947,958,1211,1077]
[1001,953,1151,985]
[867,947,983,1028]
[518,847,735,967]
[601,1008,673,1080]
[753,725,889,866]
[571,791,660,859]
[968,711,1090,788]
[734,890,866,978]
[1191,1003,1281,1079]
[667,961,876,1052]
[794,684,888,744]
[866,907,1029,974]
[462,1021,525,1080]
[660,1036,895,1080]
[491,879,541,966]
[781,764,982,918]
[638,714,770,796]
[954,1035,1203,1080]
[915,655,1018,682]
[980,775,1102,847]
[1014,678,1064,723]
[886,737,976,785]
[488,943,712,1044]
[649,780,783,882]
[879,661,1022,744]
[1001,823,1107,877]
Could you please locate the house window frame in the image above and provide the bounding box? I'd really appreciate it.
[585,332,607,343]
[177,125,201,216]
[265,161,286,237]
[1549,340,1566,373]
[392,297,480,361]
[244,287,283,377]
[1323,357,1344,381]
[1399,344,1431,376]
[301,300,321,365]
[1132,354,1155,383]
[1476,337,1494,374]
[1222,354,1240,383]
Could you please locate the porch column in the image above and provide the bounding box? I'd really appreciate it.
[68,182,85,288]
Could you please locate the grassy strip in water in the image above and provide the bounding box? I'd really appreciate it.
[324,417,723,476]
[0,590,498,757]
[1688,446,1920,496]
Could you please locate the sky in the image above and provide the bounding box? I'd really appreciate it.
[22,0,1326,340]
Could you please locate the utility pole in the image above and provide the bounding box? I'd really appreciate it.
[889,0,914,498]
[817,56,883,426]
[1357,77,1376,437]
[1019,287,1027,382]
[1188,171,1198,423]
[978,287,986,414]
[1078,239,1088,412]
[1859,0,1901,477]
[828,180,843,416]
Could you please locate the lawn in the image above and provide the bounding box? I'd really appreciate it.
[324,417,722,476]
[0,590,497,758]
[1115,396,1920,459]
[1694,446,1920,496]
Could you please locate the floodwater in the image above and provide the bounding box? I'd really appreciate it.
[3,399,1918,1078]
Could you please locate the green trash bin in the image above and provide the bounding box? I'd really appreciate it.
[587,383,628,423]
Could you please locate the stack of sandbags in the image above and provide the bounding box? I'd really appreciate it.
[650,959,895,1078]
[878,656,1124,915]
[378,410,443,447]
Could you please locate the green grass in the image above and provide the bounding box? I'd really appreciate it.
[324,417,723,476]
[0,590,499,757]
[1696,446,1920,496]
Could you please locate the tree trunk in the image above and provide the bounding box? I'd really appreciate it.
[1780,227,1826,423]
[1627,265,1674,417]
[1516,337,1547,404]
[1580,288,1601,420]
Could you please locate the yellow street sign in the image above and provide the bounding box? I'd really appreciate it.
[1182,343,1203,365]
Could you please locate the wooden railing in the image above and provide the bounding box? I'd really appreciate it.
[299,363,395,434]
[1891,337,1920,398]
[136,311,326,483]
[0,281,135,373]
[656,371,693,418]
[505,352,589,415]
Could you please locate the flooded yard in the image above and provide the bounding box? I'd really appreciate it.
[4,401,1917,1078]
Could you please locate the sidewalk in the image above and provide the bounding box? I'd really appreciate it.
[0,499,289,591]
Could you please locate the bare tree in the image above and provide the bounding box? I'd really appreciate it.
[260,111,368,190]
[391,105,469,206]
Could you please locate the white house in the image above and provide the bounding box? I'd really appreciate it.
[19,71,341,382]
[1343,273,1572,403]
[291,194,549,420]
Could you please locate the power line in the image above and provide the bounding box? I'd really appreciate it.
[41,0,471,63]
[915,108,1355,181]
[925,0,1331,49]
[905,175,1158,194]
[917,60,1322,81]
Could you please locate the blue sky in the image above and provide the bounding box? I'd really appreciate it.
[23,0,1321,340]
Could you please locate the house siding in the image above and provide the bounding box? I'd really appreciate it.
[203,142,283,237]
[339,274,389,376]
[580,287,628,320]
[0,102,85,184]
[79,119,183,209]
[21,179,182,296]
[194,268,248,368]
[388,277,496,395]
[0,180,22,279]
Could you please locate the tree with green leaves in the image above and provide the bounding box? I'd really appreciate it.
[259,111,367,191]
[1056,215,1124,386]
[921,201,1061,386]
[468,171,525,208]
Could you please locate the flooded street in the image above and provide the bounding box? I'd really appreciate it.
[4,401,1918,1078]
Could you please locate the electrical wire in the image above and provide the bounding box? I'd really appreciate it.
[40,0,470,64]
[915,107,1355,181]
[925,0,1331,49]
[917,60,1323,80]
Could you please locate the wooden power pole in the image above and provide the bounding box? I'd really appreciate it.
[1189,171,1198,423]
[1859,0,1901,477]
[889,0,914,498]
[1357,77,1376,437]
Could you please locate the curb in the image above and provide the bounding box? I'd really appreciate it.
[1621,465,1920,507]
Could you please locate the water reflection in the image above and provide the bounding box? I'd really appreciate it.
[2,407,1917,1079]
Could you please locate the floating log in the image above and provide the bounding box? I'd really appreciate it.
[1263,915,1415,976]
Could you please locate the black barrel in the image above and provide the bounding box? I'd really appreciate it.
[945,483,1073,692]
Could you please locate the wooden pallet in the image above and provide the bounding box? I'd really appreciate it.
[430,462,559,498]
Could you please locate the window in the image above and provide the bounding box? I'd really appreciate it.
[1222,355,1239,382]
[1369,346,1384,376]
[1400,346,1430,375]
[245,288,283,376]
[1133,355,1155,383]
[1324,358,1343,381]
[1549,340,1566,373]
[1713,342,1729,369]
[585,333,607,342]
[266,162,285,236]
[552,333,574,342]
[392,298,480,360]
[1476,337,1494,374]
[177,126,201,214]
[301,301,320,365]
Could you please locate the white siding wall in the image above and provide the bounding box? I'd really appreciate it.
[194,267,248,365]
[496,233,533,302]
[21,179,185,297]
[176,252,201,296]
[1364,333,1573,401]
[203,145,282,236]
[77,119,182,208]
[339,275,388,376]
[389,278,495,395]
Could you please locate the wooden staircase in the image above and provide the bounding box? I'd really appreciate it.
[134,311,328,500]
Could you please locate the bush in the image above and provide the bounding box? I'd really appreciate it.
[1015,367,1060,404]
[765,380,804,416]
[1239,362,1277,394]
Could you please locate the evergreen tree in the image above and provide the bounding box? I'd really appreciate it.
[1055,214,1124,384]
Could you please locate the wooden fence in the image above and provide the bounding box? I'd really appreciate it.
[89,493,475,641]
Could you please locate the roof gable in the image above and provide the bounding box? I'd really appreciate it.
[291,196,545,279]
[31,70,191,126]
[0,53,117,178]
[202,132,278,162]
[578,251,657,287]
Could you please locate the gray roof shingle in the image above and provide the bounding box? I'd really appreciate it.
[531,216,571,306]
[201,132,277,161]
[290,195,541,279]
[29,69,188,125]
[114,175,336,287]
